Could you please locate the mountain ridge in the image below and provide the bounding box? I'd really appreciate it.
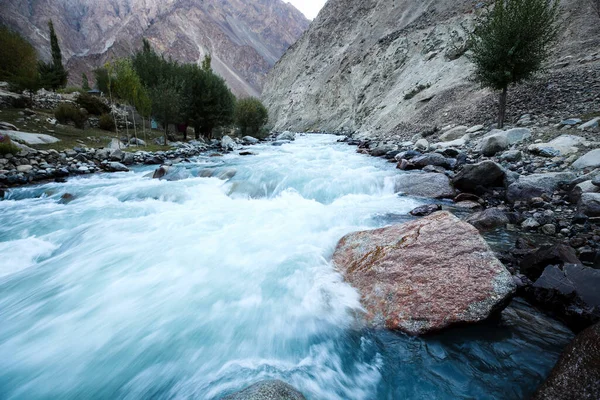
[0,0,310,96]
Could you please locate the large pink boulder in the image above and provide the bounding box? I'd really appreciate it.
[332,211,515,335]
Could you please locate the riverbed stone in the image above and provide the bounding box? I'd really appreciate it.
[276,131,296,141]
[520,244,581,281]
[332,211,516,335]
[533,323,600,400]
[506,172,576,203]
[478,132,509,156]
[572,149,600,170]
[578,193,600,217]
[439,126,467,142]
[394,172,455,199]
[221,135,237,151]
[465,208,509,231]
[223,380,306,400]
[453,161,506,194]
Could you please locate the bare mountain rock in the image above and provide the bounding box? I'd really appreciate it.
[0,0,309,96]
[262,0,600,136]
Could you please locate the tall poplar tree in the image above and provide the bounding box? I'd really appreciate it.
[39,20,68,90]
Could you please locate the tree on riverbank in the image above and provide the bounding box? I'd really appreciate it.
[132,41,235,140]
[470,0,561,128]
[0,25,40,95]
[235,97,268,136]
[39,20,68,90]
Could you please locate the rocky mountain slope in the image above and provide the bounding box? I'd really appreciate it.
[0,0,309,96]
[262,0,600,135]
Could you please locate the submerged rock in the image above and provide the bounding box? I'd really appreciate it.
[533,323,600,400]
[332,211,516,335]
[410,204,442,216]
[222,380,306,400]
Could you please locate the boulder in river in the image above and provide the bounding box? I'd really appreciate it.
[520,244,581,281]
[222,380,306,400]
[533,323,600,400]
[276,131,296,141]
[332,211,516,335]
[394,172,455,199]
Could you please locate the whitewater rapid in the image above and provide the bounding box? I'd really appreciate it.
[0,135,572,399]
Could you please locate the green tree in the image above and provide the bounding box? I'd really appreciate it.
[235,97,268,136]
[151,78,183,144]
[81,73,90,91]
[39,20,68,90]
[93,67,107,92]
[110,58,147,144]
[470,0,560,128]
[0,25,40,94]
[201,54,212,72]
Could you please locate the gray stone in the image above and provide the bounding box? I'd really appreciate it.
[466,124,484,133]
[107,138,122,150]
[410,153,452,169]
[578,193,600,217]
[106,162,129,172]
[499,150,522,162]
[507,172,576,203]
[541,224,556,235]
[16,165,32,173]
[478,133,509,156]
[465,208,509,231]
[414,138,429,151]
[242,136,259,145]
[528,135,584,156]
[569,181,600,203]
[129,137,146,146]
[560,118,582,125]
[394,172,455,198]
[221,135,237,151]
[572,149,600,170]
[109,149,123,162]
[522,218,541,230]
[223,380,306,400]
[439,126,467,141]
[276,131,296,141]
[4,130,60,145]
[577,117,600,131]
[122,152,135,165]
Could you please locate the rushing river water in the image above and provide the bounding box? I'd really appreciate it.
[0,135,573,399]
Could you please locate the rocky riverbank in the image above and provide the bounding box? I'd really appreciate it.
[336,116,600,334]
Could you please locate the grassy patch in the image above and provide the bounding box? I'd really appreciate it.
[0,108,170,151]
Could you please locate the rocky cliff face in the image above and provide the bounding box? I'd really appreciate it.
[0,0,309,96]
[262,0,600,136]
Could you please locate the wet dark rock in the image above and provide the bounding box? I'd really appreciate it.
[222,380,306,400]
[465,208,509,231]
[409,204,442,216]
[144,155,164,165]
[533,323,600,400]
[454,193,484,204]
[152,166,170,179]
[59,193,75,204]
[410,153,452,170]
[453,161,506,195]
[520,244,581,281]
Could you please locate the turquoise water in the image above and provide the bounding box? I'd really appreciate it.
[0,135,572,399]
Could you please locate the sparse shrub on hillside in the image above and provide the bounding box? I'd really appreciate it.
[98,113,116,132]
[54,103,87,129]
[0,134,20,155]
[403,83,431,100]
[470,0,561,128]
[234,97,269,136]
[77,93,110,115]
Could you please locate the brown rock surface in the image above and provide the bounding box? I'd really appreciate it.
[332,211,515,335]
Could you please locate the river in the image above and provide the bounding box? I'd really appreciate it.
[0,134,573,399]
